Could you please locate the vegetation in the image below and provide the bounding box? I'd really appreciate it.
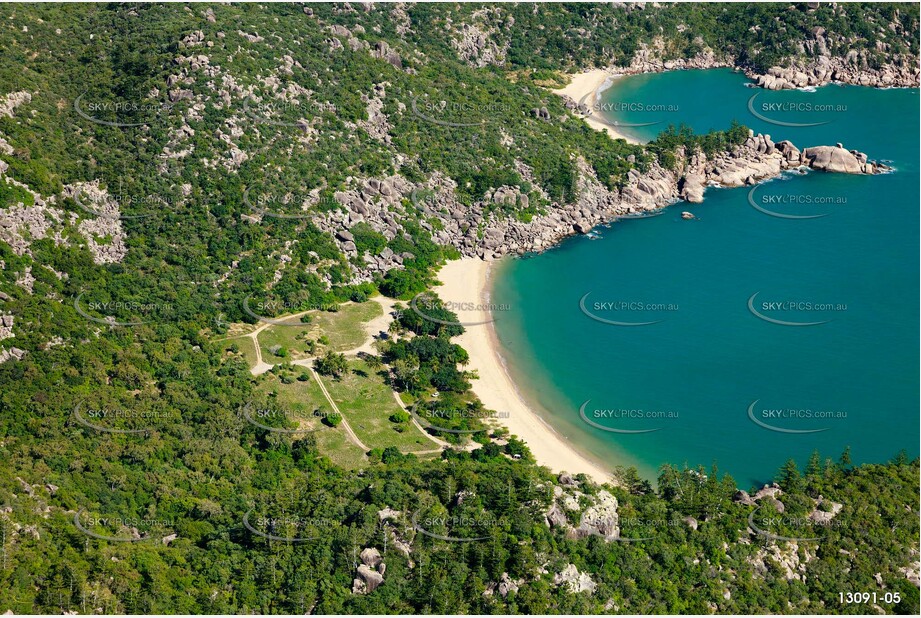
[0,3,917,615]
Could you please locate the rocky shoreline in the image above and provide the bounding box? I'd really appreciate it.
[605,43,919,91]
[320,134,886,276]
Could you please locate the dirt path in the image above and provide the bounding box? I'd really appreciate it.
[309,367,369,452]
[218,297,448,454]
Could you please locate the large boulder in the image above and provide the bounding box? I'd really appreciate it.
[802,145,864,174]
[679,173,706,203]
[352,565,384,595]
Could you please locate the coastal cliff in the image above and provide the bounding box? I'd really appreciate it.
[603,31,919,91]
[320,134,885,272]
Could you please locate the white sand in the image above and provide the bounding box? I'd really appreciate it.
[435,258,612,484]
[552,69,642,145]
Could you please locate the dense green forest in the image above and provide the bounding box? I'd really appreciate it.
[0,3,918,614]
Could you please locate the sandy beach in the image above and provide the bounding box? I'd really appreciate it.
[435,258,612,485]
[552,69,642,145]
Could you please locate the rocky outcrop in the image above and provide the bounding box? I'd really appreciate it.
[802,145,880,174]
[484,572,523,598]
[606,34,918,90]
[553,564,596,594]
[323,131,884,284]
[749,540,816,582]
[450,9,510,68]
[0,91,31,118]
[574,490,619,541]
[748,53,919,90]
[808,495,843,525]
[352,547,386,595]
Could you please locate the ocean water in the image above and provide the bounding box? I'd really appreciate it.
[491,69,919,487]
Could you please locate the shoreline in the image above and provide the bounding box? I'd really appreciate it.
[435,258,613,485]
[552,69,643,145]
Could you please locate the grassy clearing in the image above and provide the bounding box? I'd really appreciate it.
[255,370,367,468]
[219,335,259,369]
[256,301,383,362]
[321,359,437,453]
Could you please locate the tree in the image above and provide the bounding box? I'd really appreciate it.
[778,458,803,492]
[314,351,347,379]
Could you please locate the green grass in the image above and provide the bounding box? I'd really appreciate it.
[220,336,259,369]
[311,301,382,351]
[321,359,438,453]
[256,301,383,362]
[255,370,367,468]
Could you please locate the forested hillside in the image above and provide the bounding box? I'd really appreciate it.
[0,3,918,614]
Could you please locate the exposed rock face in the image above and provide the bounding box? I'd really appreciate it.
[450,9,510,68]
[808,495,843,525]
[733,490,757,506]
[749,54,919,90]
[802,145,879,174]
[0,91,31,118]
[607,34,918,90]
[749,540,816,581]
[360,547,382,569]
[679,173,706,203]
[484,572,523,598]
[322,131,884,286]
[574,490,619,541]
[352,547,386,594]
[352,565,383,595]
[553,564,596,594]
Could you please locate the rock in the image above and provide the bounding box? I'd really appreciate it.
[683,516,698,531]
[497,572,521,598]
[553,564,596,594]
[802,145,865,173]
[336,230,355,242]
[360,547,382,568]
[734,490,757,506]
[679,173,705,203]
[809,495,843,524]
[352,564,384,594]
[545,503,568,529]
[762,496,785,514]
[753,484,783,501]
[681,211,695,220]
[576,491,619,541]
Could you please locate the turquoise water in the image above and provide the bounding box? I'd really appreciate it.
[492,69,919,486]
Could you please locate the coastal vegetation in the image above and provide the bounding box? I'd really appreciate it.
[0,2,918,614]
